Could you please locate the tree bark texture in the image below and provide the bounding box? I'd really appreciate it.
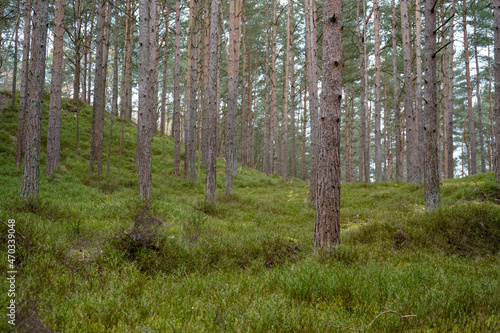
[173,0,181,176]
[315,0,342,249]
[374,0,381,182]
[463,0,476,175]
[495,0,500,181]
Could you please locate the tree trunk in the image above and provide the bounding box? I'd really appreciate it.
[315,0,342,249]
[463,0,476,175]
[173,0,181,176]
[401,0,418,183]
[263,0,271,175]
[445,0,455,179]
[11,0,20,107]
[281,0,292,181]
[415,0,424,183]
[90,0,109,174]
[289,6,296,178]
[247,49,254,168]
[122,0,134,120]
[107,13,120,177]
[488,48,494,171]
[73,0,82,101]
[137,0,157,200]
[225,0,242,196]
[392,0,402,182]
[46,0,65,177]
[345,86,351,182]
[374,0,381,182]
[474,12,485,174]
[357,0,368,182]
[271,0,278,175]
[189,0,199,182]
[20,0,48,199]
[16,0,31,167]
[495,0,500,181]
[205,0,219,202]
[424,0,440,211]
[301,71,307,181]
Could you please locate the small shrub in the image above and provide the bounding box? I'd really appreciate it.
[261,237,302,268]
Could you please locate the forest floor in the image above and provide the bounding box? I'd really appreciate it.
[0,93,499,332]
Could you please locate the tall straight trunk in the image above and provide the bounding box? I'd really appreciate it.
[301,71,307,181]
[463,0,476,175]
[240,5,247,168]
[488,48,494,171]
[392,0,402,181]
[122,0,134,120]
[263,0,271,175]
[160,2,170,140]
[137,0,157,200]
[281,0,292,181]
[20,0,48,199]
[289,7,296,178]
[82,17,88,104]
[90,0,110,174]
[445,0,455,179]
[401,0,418,183]
[16,0,31,166]
[86,19,93,104]
[306,0,319,201]
[11,0,20,107]
[494,0,500,181]
[424,0,440,211]
[107,13,120,177]
[271,0,278,175]
[201,0,210,165]
[315,0,342,249]
[345,86,352,182]
[357,0,368,182]
[73,0,82,101]
[189,0,199,182]
[205,0,219,202]
[184,1,195,179]
[415,0,424,183]
[474,13,485,173]
[383,77,392,181]
[247,49,254,167]
[173,0,181,175]
[374,0,381,182]
[225,0,242,196]
[46,0,65,177]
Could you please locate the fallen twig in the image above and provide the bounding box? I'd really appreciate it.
[0,219,27,239]
[332,310,417,332]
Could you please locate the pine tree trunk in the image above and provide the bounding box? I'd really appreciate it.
[463,0,476,175]
[246,49,254,168]
[401,0,418,183]
[189,0,199,182]
[281,0,292,181]
[289,6,296,178]
[205,0,220,202]
[357,0,368,182]
[122,0,134,120]
[240,5,247,168]
[137,0,156,200]
[415,0,424,183]
[225,0,242,196]
[11,0,20,107]
[494,0,500,181]
[16,0,31,167]
[392,0,402,182]
[73,0,81,101]
[374,0,381,182]
[488,50,494,171]
[107,15,119,177]
[46,0,64,177]
[345,86,351,182]
[20,0,48,199]
[445,0,455,179]
[424,0,440,211]
[263,1,271,175]
[474,13,485,174]
[315,0,342,249]
[301,72,307,181]
[271,0,278,175]
[173,0,181,176]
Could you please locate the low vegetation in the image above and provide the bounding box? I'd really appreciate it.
[0,94,499,332]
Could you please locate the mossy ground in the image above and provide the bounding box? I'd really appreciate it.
[0,92,499,332]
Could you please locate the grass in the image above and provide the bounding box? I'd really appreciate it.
[0,91,499,332]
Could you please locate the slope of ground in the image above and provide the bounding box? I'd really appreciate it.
[0,92,499,332]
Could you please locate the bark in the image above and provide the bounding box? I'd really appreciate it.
[392,0,402,182]
[20,0,48,199]
[263,0,271,175]
[160,1,170,144]
[281,0,292,181]
[307,0,319,201]
[488,48,494,171]
[495,0,500,181]
[11,0,20,107]
[107,14,120,177]
[46,0,65,177]
[90,0,110,174]
[315,0,342,249]
[247,50,254,168]
[225,0,242,196]
[445,0,455,179]
[16,0,31,166]
[240,5,247,168]
[271,0,278,175]
[474,13,485,174]
[357,0,368,182]
[122,0,134,120]
[137,0,157,200]
[173,0,181,175]
[374,0,381,182]
[290,7,296,178]
[205,0,219,202]
[415,0,424,183]
[463,0,476,175]
[301,71,307,181]
[189,0,199,182]
[424,0,440,211]
[345,86,351,182]
[201,0,210,165]
[401,0,418,183]
[73,0,82,101]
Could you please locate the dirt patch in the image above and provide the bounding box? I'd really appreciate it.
[17,309,55,333]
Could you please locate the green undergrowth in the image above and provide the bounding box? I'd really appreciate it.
[0,92,499,332]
